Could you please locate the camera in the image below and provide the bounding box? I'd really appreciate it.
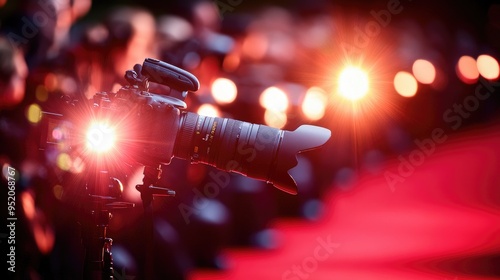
[42,58,331,195]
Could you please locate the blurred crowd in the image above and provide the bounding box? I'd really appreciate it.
[1,0,500,279]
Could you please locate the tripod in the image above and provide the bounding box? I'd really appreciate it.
[81,166,174,280]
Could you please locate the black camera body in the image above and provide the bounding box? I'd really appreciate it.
[86,58,198,167]
[91,86,181,167]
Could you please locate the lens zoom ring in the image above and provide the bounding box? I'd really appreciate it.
[175,112,198,160]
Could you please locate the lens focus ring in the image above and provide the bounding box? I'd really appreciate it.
[175,112,198,160]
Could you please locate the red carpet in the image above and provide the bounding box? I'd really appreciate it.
[190,123,500,280]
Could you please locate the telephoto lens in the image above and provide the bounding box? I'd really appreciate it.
[124,58,331,194]
[174,112,331,194]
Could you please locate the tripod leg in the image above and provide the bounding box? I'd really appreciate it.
[103,238,114,279]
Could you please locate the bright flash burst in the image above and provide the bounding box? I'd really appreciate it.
[338,66,369,101]
[86,122,116,152]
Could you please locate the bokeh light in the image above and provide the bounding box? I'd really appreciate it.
[412,59,436,84]
[26,104,42,124]
[44,73,58,92]
[211,78,238,104]
[21,191,36,220]
[394,71,418,97]
[71,157,85,174]
[338,66,369,101]
[302,87,327,121]
[242,32,268,60]
[197,104,221,117]
[476,54,499,80]
[51,127,64,141]
[35,85,49,102]
[264,109,287,129]
[53,185,64,200]
[456,55,479,84]
[56,153,72,171]
[259,86,289,112]
[223,52,241,72]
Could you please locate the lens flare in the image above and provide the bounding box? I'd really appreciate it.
[338,66,369,101]
[86,123,116,152]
